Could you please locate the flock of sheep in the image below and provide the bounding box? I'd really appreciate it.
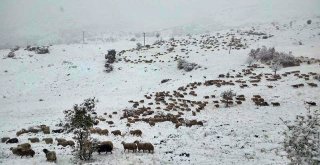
[3,137,154,163]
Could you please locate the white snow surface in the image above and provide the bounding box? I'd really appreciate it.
[0,16,319,165]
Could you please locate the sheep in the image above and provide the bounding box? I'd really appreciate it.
[17,143,31,150]
[134,141,154,153]
[96,143,113,154]
[130,130,142,136]
[58,140,75,147]
[100,129,109,135]
[28,137,40,143]
[42,138,53,144]
[11,148,35,158]
[55,138,66,143]
[1,137,10,143]
[100,141,114,149]
[306,101,317,106]
[28,127,41,133]
[10,147,19,155]
[6,138,18,144]
[111,130,121,136]
[271,102,280,106]
[52,129,64,133]
[121,141,137,152]
[16,129,28,136]
[95,127,102,134]
[41,126,50,134]
[43,149,57,162]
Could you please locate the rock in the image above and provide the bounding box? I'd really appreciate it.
[36,47,49,54]
[7,51,15,58]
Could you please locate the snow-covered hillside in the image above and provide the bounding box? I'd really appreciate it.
[0,15,319,165]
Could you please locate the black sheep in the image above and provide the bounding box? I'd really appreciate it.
[97,144,113,154]
[6,138,18,144]
[52,129,64,133]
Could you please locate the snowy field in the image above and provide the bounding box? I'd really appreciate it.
[0,2,320,165]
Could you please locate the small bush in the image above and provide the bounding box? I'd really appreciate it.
[270,62,282,75]
[283,109,320,164]
[177,59,200,72]
[104,63,113,73]
[7,51,15,58]
[136,43,142,50]
[36,46,49,54]
[220,90,236,107]
[156,33,160,38]
[105,50,116,63]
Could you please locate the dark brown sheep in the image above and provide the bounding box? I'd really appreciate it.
[121,141,137,152]
[130,130,142,136]
[134,141,154,153]
[42,138,53,144]
[28,137,40,143]
[111,130,121,136]
[13,148,35,158]
[43,149,57,162]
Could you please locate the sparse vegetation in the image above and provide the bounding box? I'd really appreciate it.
[248,46,299,67]
[177,59,200,72]
[282,109,320,165]
[63,98,97,161]
[136,43,142,50]
[220,90,236,107]
[270,62,282,76]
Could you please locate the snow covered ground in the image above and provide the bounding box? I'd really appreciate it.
[0,16,319,165]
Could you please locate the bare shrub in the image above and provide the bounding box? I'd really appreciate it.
[177,59,200,72]
[270,62,282,76]
[282,109,320,164]
[220,90,236,107]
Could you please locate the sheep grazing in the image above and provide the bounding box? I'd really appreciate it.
[130,129,142,136]
[52,129,64,133]
[42,138,53,144]
[10,143,32,156]
[6,138,18,144]
[16,129,28,136]
[271,102,280,106]
[10,147,19,155]
[121,141,137,153]
[11,148,35,158]
[55,138,66,143]
[43,149,57,162]
[96,143,113,154]
[58,140,75,147]
[28,137,40,143]
[19,149,35,157]
[100,141,113,149]
[40,125,50,134]
[111,130,121,136]
[134,141,154,153]
[1,137,10,143]
[306,101,317,106]
[100,129,109,135]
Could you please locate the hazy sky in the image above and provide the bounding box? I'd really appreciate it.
[0,0,319,48]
